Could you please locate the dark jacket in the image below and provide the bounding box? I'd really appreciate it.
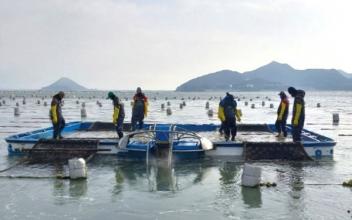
[113,97,125,124]
[132,93,148,119]
[277,98,289,121]
[218,94,237,122]
[50,94,64,124]
[292,90,305,127]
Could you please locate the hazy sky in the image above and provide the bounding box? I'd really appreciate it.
[0,0,351,90]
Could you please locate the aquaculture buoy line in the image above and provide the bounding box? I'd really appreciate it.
[0,157,93,180]
[238,163,352,188]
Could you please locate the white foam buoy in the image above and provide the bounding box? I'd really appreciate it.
[207,109,214,117]
[14,107,20,116]
[241,163,261,187]
[81,107,87,118]
[205,101,210,109]
[68,158,87,179]
[333,113,339,124]
[166,107,172,116]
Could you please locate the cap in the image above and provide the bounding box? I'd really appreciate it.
[106,91,115,99]
[136,87,142,93]
[58,91,65,97]
[278,91,286,96]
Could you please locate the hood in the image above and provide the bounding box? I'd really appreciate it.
[296,89,305,98]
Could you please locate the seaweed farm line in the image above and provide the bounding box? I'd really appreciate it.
[0,91,352,220]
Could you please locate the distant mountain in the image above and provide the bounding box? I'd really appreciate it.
[338,70,352,79]
[176,61,352,91]
[176,70,282,91]
[41,77,87,91]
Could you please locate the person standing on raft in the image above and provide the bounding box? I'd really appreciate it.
[131,87,148,131]
[275,91,289,138]
[218,99,225,135]
[107,92,125,138]
[50,91,65,139]
[288,87,305,142]
[218,93,241,141]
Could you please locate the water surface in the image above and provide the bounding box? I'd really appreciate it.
[0,91,351,220]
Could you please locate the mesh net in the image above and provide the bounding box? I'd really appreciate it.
[87,121,132,131]
[28,139,99,163]
[243,142,312,161]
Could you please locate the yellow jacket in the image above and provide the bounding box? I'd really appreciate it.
[218,106,241,122]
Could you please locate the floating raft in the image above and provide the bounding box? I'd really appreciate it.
[5,121,336,160]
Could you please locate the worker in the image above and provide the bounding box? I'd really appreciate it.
[50,91,65,139]
[275,91,289,137]
[218,99,225,135]
[107,91,125,138]
[288,87,305,142]
[131,87,148,131]
[218,93,241,141]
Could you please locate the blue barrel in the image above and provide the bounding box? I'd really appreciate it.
[155,124,172,143]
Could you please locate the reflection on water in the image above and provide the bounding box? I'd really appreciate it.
[69,179,88,198]
[52,178,88,204]
[154,160,176,192]
[113,159,211,193]
[53,179,66,205]
[241,187,262,208]
[288,163,305,200]
[219,162,240,185]
[114,167,124,195]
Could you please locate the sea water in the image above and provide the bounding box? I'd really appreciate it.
[0,91,351,220]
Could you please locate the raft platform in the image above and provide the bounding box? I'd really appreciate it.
[5,121,336,160]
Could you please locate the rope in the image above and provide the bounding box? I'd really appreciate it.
[0,175,70,179]
[304,183,342,186]
[0,158,29,173]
